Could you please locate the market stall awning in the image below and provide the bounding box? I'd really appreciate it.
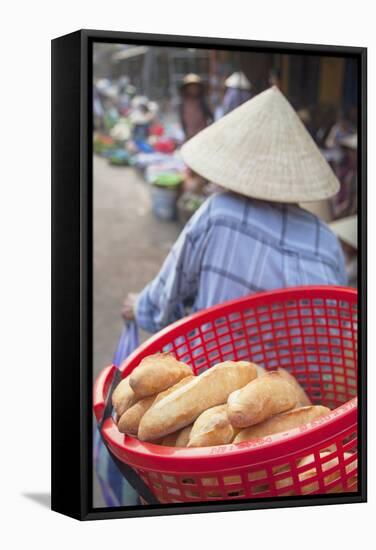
[112,46,149,62]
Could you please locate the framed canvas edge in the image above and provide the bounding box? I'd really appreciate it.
[52,29,367,521]
[51,29,84,521]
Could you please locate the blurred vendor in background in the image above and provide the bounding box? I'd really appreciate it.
[130,97,156,142]
[331,133,357,219]
[179,73,213,140]
[222,71,253,115]
[325,110,355,151]
[329,216,357,287]
[122,87,347,332]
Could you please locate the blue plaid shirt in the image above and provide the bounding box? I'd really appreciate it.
[136,192,347,333]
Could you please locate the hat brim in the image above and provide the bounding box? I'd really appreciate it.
[181,87,340,203]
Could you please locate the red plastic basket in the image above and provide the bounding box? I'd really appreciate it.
[94,286,358,503]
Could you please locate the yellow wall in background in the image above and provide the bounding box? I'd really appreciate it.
[319,57,345,106]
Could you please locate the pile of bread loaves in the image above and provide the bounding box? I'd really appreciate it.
[112,352,331,447]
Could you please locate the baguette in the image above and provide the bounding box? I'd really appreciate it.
[219,361,264,407]
[227,370,297,428]
[152,378,195,445]
[153,375,195,404]
[138,361,257,441]
[233,405,330,443]
[129,352,193,398]
[161,431,180,447]
[117,376,195,436]
[112,375,138,417]
[277,367,311,407]
[224,366,276,405]
[255,365,266,377]
[161,425,193,447]
[175,425,193,447]
[298,451,357,494]
[117,395,156,435]
[275,451,358,495]
[188,404,238,447]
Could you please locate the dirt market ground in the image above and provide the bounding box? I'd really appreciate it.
[93,155,181,379]
[93,156,181,506]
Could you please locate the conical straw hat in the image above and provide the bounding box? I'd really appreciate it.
[181,73,203,87]
[225,71,252,90]
[181,86,340,203]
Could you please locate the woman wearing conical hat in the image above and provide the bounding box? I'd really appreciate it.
[222,71,253,115]
[179,73,213,140]
[122,87,347,332]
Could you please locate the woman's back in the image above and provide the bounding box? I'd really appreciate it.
[136,192,347,333]
[192,193,347,310]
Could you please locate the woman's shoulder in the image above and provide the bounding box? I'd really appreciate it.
[190,193,339,237]
[210,192,284,220]
[288,205,344,257]
[183,192,244,234]
[291,205,337,237]
[208,190,245,210]
[195,192,281,228]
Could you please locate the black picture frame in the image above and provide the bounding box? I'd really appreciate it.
[51,29,367,521]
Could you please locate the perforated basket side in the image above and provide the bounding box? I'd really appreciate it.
[94,286,358,501]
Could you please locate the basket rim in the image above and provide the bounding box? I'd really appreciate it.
[101,397,357,473]
[94,285,358,472]
[122,284,357,369]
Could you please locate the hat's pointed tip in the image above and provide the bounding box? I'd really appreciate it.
[261,85,285,103]
[181,83,339,203]
[270,85,284,96]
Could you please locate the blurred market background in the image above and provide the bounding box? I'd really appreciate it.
[93,42,358,381]
[92,42,358,507]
